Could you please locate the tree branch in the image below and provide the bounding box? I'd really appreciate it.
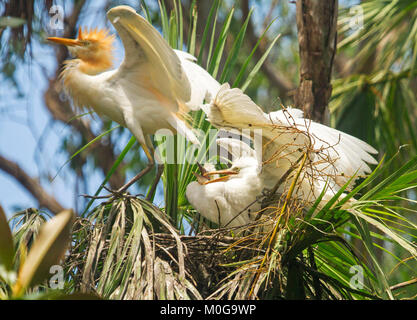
[294,0,338,124]
[0,154,65,215]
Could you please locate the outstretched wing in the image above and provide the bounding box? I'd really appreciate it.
[203,84,378,191]
[297,117,377,188]
[269,108,378,188]
[107,5,190,112]
[202,84,311,169]
[202,83,266,128]
[174,50,220,110]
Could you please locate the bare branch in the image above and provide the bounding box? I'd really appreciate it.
[390,277,417,292]
[0,154,65,215]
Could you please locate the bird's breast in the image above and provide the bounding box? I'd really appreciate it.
[63,67,127,126]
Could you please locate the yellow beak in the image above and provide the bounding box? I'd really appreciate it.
[204,169,239,177]
[47,37,82,46]
[201,175,234,185]
[194,168,238,185]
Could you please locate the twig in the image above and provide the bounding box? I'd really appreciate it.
[390,278,417,291]
[0,154,65,215]
[249,153,308,298]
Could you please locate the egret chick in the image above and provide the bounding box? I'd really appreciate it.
[186,138,263,228]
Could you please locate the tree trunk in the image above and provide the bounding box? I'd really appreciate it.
[294,0,338,124]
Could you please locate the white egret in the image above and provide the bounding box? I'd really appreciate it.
[200,83,378,206]
[47,5,219,193]
[186,138,263,228]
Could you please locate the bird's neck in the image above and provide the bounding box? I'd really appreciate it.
[60,60,126,126]
[61,59,104,110]
[79,57,113,75]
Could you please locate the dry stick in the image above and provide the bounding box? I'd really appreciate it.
[0,154,65,215]
[223,150,308,228]
[249,153,308,299]
[389,277,417,291]
[154,242,195,282]
[264,153,308,202]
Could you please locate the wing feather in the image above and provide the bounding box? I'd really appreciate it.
[203,84,378,191]
[284,112,378,187]
[205,83,266,128]
[174,50,221,110]
[107,6,191,111]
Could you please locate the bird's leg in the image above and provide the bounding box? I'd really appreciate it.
[115,142,155,194]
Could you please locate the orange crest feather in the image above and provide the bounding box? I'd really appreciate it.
[77,27,115,49]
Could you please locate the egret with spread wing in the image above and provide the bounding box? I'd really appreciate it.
[47,5,219,193]
[201,83,378,204]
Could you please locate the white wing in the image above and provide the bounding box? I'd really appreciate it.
[216,137,257,161]
[202,84,311,173]
[174,50,220,110]
[269,109,378,188]
[107,6,190,112]
[202,83,266,128]
[203,84,378,193]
